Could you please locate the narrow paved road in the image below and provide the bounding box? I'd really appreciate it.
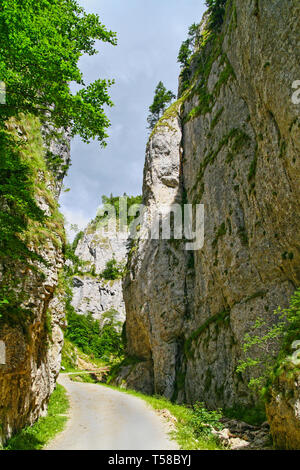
[46,375,178,450]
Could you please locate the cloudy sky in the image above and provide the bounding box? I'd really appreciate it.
[60,0,206,236]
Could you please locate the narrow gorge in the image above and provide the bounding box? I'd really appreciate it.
[1,0,299,452]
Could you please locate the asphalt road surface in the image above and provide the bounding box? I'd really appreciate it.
[46,374,178,450]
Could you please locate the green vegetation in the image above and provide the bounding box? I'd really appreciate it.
[178,0,228,92]
[212,222,227,248]
[149,97,185,141]
[100,258,125,280]
[0,0,117,325]
[237,288,300,397]
[147,82,176,130]
[106,355,145,385]
[205,0,228,32]
[3,384,69,450]
[238,226,249,246]
[0,115,65,326]
[177,23,200,69]
[65,309,124,363]
[224,403,266,427]
[211,106,224,129]
[191,129,250,199]
[101,384,224,450]
[0,0,116,144]
[61,338,107,372]
[61,338,80,371]
[91,194,143,231]
[72,231,84,252]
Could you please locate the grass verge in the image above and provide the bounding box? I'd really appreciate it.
[2,384,69,450]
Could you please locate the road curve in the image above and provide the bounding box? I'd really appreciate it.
[46,374,178,450]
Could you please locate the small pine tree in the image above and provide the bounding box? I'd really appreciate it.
[147,81,176,130]
[177,23,200,69]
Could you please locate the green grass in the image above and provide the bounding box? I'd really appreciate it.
[3,384,69,450]
[69,373,100,384]
[99,383,224,450]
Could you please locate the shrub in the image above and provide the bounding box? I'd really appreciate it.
[189,402,223,437]
[205,0,228,32]
[100,258,124,280]
[237,288,300,396]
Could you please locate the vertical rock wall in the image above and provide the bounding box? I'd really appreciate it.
[0,117,69,444]
[70,223,127,325]
[122,0,300,418]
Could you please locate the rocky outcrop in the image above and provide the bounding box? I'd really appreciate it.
[72,276,125,325]
[71,223,127,325]
[0,116,69,444]
[75,228,127,274]
[266,369,300,449]
[123,105,191,399]
[122,0,300,427]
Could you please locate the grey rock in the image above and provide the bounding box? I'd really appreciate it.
[121,0,300,444]
[0,119,69,444]
[71,222,127,325]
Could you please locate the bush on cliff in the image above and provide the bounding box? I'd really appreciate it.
[205,0,228,31]
[100,258,125,280]
[237,288,300,397]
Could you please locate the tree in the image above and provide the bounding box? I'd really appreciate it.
[0,0,117,144]
[100,258,124,280]
[205,0,228,31]
[0,0,117,322]
[177,23,200,69]
[147,82,175,130]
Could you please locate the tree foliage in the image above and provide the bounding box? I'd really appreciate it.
[205,0,228,31]
[100,258,124,280]
[237,288,300,395]
[0,1,117,322]
[177,23,200,69]
[92,193,143,230]
[147,81,175,130]
[0,0,117,143]
[66,310,124,361]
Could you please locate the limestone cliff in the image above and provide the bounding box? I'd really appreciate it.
[0,116,69,444]
[70,220,127,325]
[122,0,300,444]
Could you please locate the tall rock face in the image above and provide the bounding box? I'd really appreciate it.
[123,107,191,397]
[71,222,127,325]
[0,116,69,444]
[266,370,300,449]
[123,0,300,422]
